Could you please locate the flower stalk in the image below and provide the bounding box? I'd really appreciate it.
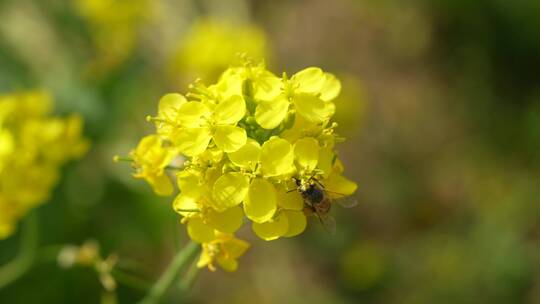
[139,241,200,304]
[0,212,38,289]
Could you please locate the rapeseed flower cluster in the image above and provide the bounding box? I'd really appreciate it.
[126,62,357,272]
[0,91,88,239]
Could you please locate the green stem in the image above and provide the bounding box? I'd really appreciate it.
[178,259,200,292]
[138,241,199,304]
[0,212,39,289]
[112,268,152,291]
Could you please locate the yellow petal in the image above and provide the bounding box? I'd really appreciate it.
[204,166,222,187]
[325,173,358,196]
[214,95,246,125]
[176,169,204,199]
[0,129,14,159]
[177,102,208,127]
[320,73,341,101]
[133,136,155,157]
[260,137,294,177]
[187,217,215,243]
[244,178,277,223]
[172,127,212,156]
[146,173,174,196]
[252,214,289,241]
[292,67,326,94]
[133,135,175,169]
[325,101,336,117]
[255,95,290,129]
[294,137,319,172]
[280,115,322,143]
[317,146,335,178]
[206,206,244,233]
[0,222,14,240]
[276,186,304,211]
[198,147,224,164]
[227,139,260,170]
[172,194,199,217]
[158,93,186,121]
[213,125,247,153]
[214,69,243,100]
[253,73,282,100]
[333,158,345,174]
[212,173,250,211]
[282,210,307,237]
[217,255,238,272]
[293,93,331,123]
[196,249,212,269]
[221,237,250,259]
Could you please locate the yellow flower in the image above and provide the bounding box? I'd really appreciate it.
[197,233,250,272]
[250,185,308,241]
[122,61,358,271]
[0,91,88,240]
[153,93,247,156]
[253,67,340,130]
[211,136,298,223]
[184,206,245,243]
[129,135,176,196]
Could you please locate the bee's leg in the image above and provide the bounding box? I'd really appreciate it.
[313,178,325,189]
[286,178,300,192]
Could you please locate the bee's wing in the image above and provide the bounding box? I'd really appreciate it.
[317,213,336,235]
[333,196,358,208]
[325,190,358,208]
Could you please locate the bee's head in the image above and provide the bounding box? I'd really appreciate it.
[294,177,309,192]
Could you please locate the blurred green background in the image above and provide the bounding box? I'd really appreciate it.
[1,0,540,303]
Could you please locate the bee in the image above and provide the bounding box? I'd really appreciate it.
[294,178,357,234]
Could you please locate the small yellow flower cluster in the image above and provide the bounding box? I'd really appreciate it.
[128,62,357,272]
[0,91,89,239]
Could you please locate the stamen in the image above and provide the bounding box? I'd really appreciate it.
[175,208,200,213]
[165,165,183,171]
[113,156,134,163]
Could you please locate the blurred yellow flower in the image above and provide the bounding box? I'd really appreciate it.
[170,19,269,82]
[197,233,250,272]
[75,0,152,74]
[122,60,357,272]
[0,91,89,240]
